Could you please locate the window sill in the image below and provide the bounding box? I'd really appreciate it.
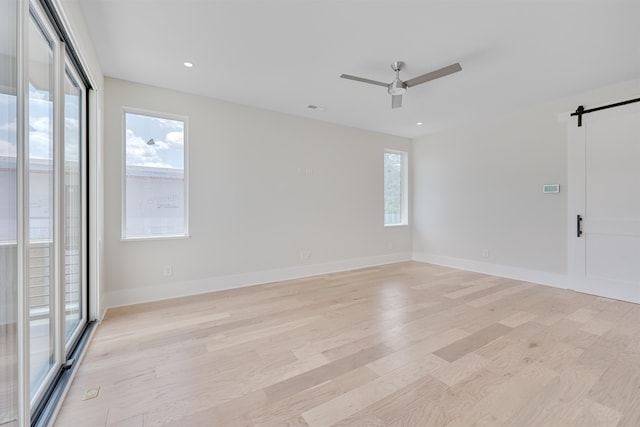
[384,223,409,228]
[121,234,191,242]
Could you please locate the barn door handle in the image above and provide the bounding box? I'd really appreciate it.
[577,214,583,237]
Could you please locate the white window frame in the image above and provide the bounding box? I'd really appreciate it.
[384,149,409,227]
[121,107,189,241]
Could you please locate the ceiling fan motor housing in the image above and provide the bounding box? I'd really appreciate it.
[388,61,407,95]
[388,79,407,95]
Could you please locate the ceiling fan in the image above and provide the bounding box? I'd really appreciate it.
[340,61,462,109]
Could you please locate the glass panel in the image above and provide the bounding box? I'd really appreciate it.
[28,14,56,401]
[63,69,83,345]
[384,151,404,225]
[124,112,186,238]
[0,0,18,424]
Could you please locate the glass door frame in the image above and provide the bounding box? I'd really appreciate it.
[23,0,62,412]
[16,0,91,423]
[61,58,88,353]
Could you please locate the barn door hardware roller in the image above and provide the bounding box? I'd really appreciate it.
[571,97,640,127]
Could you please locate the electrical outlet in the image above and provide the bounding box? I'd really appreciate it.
[300,250,311,261]
[83,387,100,401]
[163,265,173,277]
[482,249,490,258]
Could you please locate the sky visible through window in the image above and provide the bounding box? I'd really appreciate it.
[125,113,184,169]
[124,112,186,238]
[0,85,81,160]
[28,84,53,161]
[64,74,81,162]
[0,85,83,242]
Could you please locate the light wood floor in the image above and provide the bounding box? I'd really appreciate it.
[55,261,640,427]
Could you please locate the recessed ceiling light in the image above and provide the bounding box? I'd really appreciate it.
[416,122,423,126]
[183,62,194,68]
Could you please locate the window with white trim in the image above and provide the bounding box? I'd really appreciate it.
[384,149,408,226]
[123,110,188,239]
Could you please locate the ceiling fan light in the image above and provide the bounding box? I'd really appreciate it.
[388,79,406,95]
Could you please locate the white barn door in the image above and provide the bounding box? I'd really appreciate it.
[568,101,640,303]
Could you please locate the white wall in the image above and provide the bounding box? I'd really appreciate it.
[103,78,412,307]
[413,78,640,286]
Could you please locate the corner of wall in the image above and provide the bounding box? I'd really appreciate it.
[412,252,570,290]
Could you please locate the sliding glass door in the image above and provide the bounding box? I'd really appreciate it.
[0,1,89,423]
[27,9,57,404]
[26,1,89,412]
[63,66,86,347]
[0,0,19,425]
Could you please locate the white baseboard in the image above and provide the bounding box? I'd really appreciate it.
[413,253,640,303]
[574,278,640,305]
[412,252,571,290]
[105,252,413,308]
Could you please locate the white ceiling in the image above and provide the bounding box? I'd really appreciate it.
[77,0,640,138]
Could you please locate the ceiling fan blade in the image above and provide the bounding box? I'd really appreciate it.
[391,94,402,109]
[404,62,462,88]
[340,74,389,87]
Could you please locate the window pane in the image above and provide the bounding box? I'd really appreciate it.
[384,151,406,226]
[28,14,56,401]
[124,112,186,238]
[63,69,83,344]
[0,0,18,424]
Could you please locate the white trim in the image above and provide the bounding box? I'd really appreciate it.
[411,253,639,302]
[25,0,63,409]
[62,57,89,348]
[412,252,571,290]
[121,234,191,242]
[53,32,65,379]
[121,107,189,240]
[17,0,29,422]
[88,89,103,321]
[573,278,640,305]
[383,149,409,226]
[105,252,412,308]
[122,106,188,122]
[50,0,98,89]
[567,116,585,286]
